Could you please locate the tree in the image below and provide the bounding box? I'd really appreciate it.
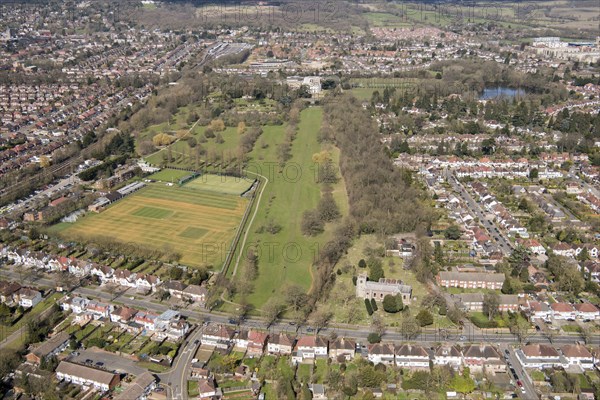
[39,155,50,168]
[301,209,324,236]
[483,292,500,321]
[444,225,462,240]
[310,309,333,332]
[317,193,341,222]
[382,294,403,313]
[237,121,246,135]
[262,298,284,327]
[450,369,476,394]
[577,247,590,261]
[415,310,434,326]
[400,316,421,339]
[368,258,384,282]
[367,332,381,344]
[358,259,367,268]
[529,168,539,180]
[371,313,386,336]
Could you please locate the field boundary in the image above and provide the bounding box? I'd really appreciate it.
[220,170,266,276]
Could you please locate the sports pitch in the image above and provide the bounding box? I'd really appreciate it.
[56,182,250,268]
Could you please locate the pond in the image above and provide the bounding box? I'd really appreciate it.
[479,86,527,100]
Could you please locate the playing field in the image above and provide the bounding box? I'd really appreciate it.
[147,169,192,182]
[55,183,249,268]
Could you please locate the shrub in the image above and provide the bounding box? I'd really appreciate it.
[370,298,378,312]
[365,299,373,316]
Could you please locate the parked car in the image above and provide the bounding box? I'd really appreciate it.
[85,359,93,364]
[95,362,104,367]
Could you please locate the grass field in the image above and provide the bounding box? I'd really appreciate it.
[232,107,334,307]
[184,174,255,195]
[147,169,193,182]
[52,183,248,268]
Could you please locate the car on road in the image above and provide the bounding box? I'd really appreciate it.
[517,380,522,387]
[504,349,510,355]
[520,387,526,394]
[193,339,200,345]
[459,335,466,341]
[228,318,238,324]
[288,322,296,326]
[306,327,315,332]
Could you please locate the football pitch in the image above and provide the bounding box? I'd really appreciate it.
[55,182,249,268]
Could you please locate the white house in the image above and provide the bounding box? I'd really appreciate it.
[17,288,42,309]
[202,325,234,349]
[551,303,576,320]
[516,344,566,369]
[574,303,600,320]
[60,296,89,314]
[395,344,430,369]
[90,265,114,282]
[292,336,328,364]
[433,345,462,370]
[367,343,395,365]
[561,345,595,370]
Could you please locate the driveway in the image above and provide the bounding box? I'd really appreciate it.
[68,348,146,376]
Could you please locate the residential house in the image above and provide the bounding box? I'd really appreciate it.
[114,372,156,400]
[574,303,600,320]
[462,344,505,373]
[90,265,114,282]
[134,311,159,332]
[516,344,566,369]
[0,281,21,304]
[68,260,90,277]
[234,330,250,350]
[17,288,42,308]
[367,343,395,365]
[110,306,138,325]
[292,336,328,364]
[395,344,430,370]
[561,345,595,370]
[247,330,269,356]
[552,242,575,258]
[267,333,294,355]
[55,361,120,391]
[182,284,208,305]
[25,331,70,365]
[202,325,234,349]
[135,274,160,293]
[551,302,576,320]
[112,269,137,288]
[86,300,113,319]
[163,281,187,298]
[329,337,356,361]
[433,345,462,370]
[526,301,551,320]
[198,377,222,399]
[437,271,505,290]
[60,296,89,314]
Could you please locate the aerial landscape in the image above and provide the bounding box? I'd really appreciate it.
[0,0,600,399]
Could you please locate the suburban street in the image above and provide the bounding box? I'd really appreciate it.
[448,173,514,255]
[501,343,538,400]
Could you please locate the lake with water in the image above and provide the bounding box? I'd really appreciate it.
[479,87,527,100]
